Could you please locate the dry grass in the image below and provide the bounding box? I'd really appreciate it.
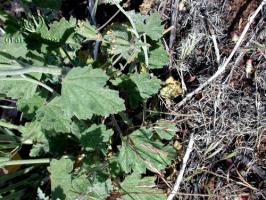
[161,0,266,199]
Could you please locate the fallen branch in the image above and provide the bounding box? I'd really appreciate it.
[167,133,194,200]
[174,0,266,110]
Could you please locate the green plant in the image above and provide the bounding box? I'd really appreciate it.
[0,1,177,199]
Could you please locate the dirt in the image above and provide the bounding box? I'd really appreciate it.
[227,0,260,38]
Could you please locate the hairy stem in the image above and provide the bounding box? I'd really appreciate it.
[0,64,62,76]
[115,3,149,67]
[1,158,50,166]
[0,120,20,130]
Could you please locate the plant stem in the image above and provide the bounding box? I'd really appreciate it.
[0,105,16,109]
[0,64,62,76]
[1,158,50,166]
[0,120,20,130]
[115,3,149,67]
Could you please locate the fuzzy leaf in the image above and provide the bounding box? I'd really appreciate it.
[149,44,169,69]
[118,141,137,173]
[17,95,45,119]
[154,120,177,140]
[49,158,74,200]
[113,74,161,108]
[120,173,166,200]
[135,12,164,41]
[72,175,112,200]
[36,97,72,133]
[104,23,142,62]
[0,73,42,99]
[76,21,98,40]
[46,18,75,43]
[130,74,161,99]
[0,33,28,63]
[20,121,46,143]
[118,128,176,173]
[62,67,125,119]
[80,124,113,153]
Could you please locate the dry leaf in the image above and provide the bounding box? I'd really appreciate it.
[139,0,154,15]
[160,76,183,99]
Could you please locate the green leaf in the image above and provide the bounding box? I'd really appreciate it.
[0,10,10,23]
[149,44,168,69]
[120,173,166,200]
[0,33,28,63]
[135,12,164,41]
[25,16,75,44]
[0,73,42,99]
[50,157,112,200]
[62,66,125,119]
[20,121,46,143]
[29,143,49,157]
[112,75,142,108]
[118,141,137,173]
[104,23,142,62]
[118,128,176,173]
[130,74,161,99]
[80,124,113,153]
[112,74,160,108]
[47,18,75,43]
[49,157,74,200]
[86,179,112,200]
[154,120,177,140]
[36,97,72,134]
[72,175,112,200]
[75,21,98,41]
[17,95,45,119]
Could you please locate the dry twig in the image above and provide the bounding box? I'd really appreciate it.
[167,133,194,200]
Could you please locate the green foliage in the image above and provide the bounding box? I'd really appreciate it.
[62,67,125,119]
[36,97,72,134]
[120,173,166,200]
[132,12,164,41]
[17,95,45,119]
[0,33,28,63]
[154,120,177,140]
[75,20,98,40]
[49,157,74,200]
[118,128,176,173]
[0,73,41,99]
[0,4,174,200]
[49,157,113,200]
[149,44,169,69]
[130,74,161,99]
[112,73,161,107]
[80,124,113,153]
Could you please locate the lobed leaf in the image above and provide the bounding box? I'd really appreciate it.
[36,97,72,134]
[118,128,176,173]
[62,67,125,119]
[120,173,166,200]
[80,124,113,153]
[130,74,161,99]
